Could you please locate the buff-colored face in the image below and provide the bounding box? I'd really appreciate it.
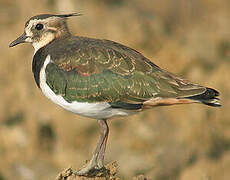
[9,16,70,52]
[24,18,59,50]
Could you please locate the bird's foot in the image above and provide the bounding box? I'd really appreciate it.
[74,160,107,177]
[56,162,118,179]
[75,166,107,177]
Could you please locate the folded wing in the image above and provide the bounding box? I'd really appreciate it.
[44,37,219,109]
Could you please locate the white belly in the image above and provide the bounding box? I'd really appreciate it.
[39,55,129,119]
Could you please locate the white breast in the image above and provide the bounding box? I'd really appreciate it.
[39,55,129,119]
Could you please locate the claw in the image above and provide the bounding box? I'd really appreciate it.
[74,155,104,176]
[74,165,106,177]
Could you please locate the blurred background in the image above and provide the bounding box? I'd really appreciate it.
[1,0,230,179]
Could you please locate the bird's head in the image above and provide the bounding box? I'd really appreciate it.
[9,13,81,51]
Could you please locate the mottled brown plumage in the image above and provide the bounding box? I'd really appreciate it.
[34,35,212,108]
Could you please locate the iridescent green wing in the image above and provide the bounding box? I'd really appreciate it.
[45,37,205,104]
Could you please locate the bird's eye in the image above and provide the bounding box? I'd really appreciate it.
[35,23,44,30]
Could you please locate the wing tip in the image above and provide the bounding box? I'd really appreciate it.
[187,87,221,107]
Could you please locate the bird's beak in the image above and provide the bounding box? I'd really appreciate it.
[9,32,28,47]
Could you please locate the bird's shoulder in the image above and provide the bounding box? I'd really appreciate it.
[41,36,159,76]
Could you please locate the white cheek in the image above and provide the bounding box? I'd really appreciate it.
[25,37,32,43]
[25,26,33,37]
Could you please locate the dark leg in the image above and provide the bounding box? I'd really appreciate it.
[76,119,109,176]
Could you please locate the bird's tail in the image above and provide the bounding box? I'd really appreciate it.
[186,88,221,107]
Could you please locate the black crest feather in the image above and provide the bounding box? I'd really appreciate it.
[29,13,82,21]
[55,13,82,18]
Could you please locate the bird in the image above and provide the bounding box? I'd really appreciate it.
[9,13,221,176]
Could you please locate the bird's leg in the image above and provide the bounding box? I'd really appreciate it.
[97,121,109,168]
[76,119,109,176]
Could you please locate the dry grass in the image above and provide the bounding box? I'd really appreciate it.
[0,0,230,179]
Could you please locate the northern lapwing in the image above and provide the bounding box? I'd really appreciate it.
[9,13,221,176]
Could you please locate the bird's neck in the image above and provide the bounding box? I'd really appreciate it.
[33,32,71,54]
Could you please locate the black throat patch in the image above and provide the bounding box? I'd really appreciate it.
[32,47,47,88]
